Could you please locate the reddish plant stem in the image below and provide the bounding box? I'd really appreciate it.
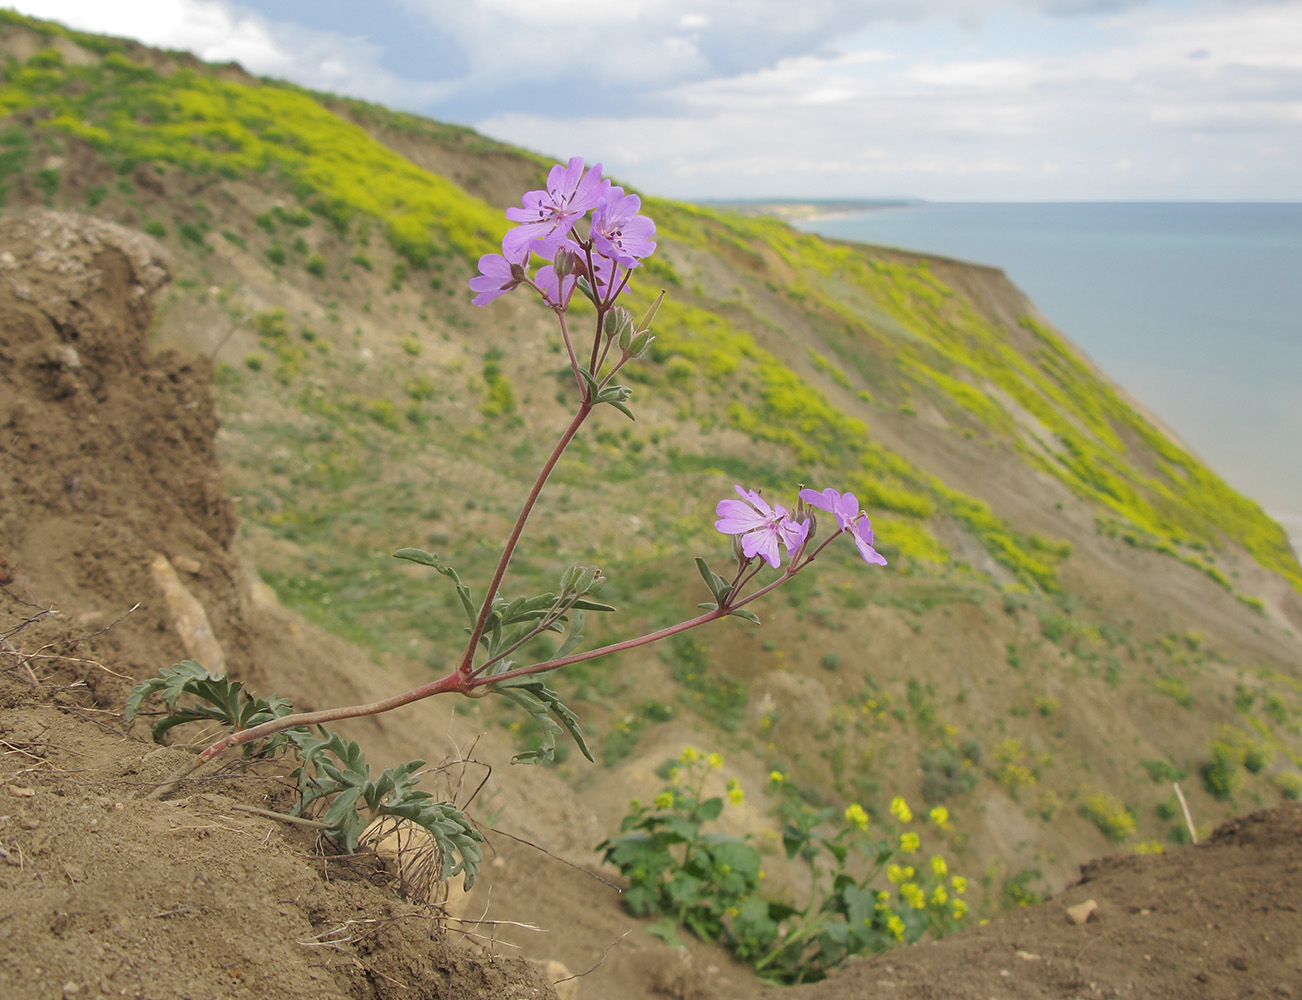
[454,402,593,676]
[192,521,847,764]
[554,310,586,396]
[194,669,469,763]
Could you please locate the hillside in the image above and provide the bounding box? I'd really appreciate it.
[3,8,1302,990]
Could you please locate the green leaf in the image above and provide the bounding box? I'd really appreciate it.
[394,548,475,625]
[695,797,724,822]
[124,659,210,721]
[495,679,595,764]
[392,547,441,567]
[570,597,616,613]
[608,400,636,421]
[731,608,762,625]
[645,917,684,947]
[555,609,585,660]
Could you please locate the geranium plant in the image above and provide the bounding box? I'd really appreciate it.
[129,157,888,888]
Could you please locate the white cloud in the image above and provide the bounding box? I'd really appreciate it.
[9,0,450,106]
[9,0,1301,199]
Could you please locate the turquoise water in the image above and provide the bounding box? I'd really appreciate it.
[795,203,1302,550]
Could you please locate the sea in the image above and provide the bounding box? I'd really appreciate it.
[793,203,1302,555]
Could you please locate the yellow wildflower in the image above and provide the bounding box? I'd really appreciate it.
[768,770,786,784]
[680,746,699,764]
[890,796,913,823]
[887,915,906,940]
[899,832,920,854]
[928,805,951,830]
[953,899,969,920]
[951,875,968,895]
[727,778,744,806]
[707,752,723,769]
[930,855,948,878]
[930,885,948,907]
[653,792,674,810]
[844,803,870,832]
[887,864,914,885]
[900,882,926,910]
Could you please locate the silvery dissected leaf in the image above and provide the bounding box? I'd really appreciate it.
[393,547,476,626]
[125,659,210,720]
[493,679,594,764]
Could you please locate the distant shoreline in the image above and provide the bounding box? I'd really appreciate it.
[697,199,925,223]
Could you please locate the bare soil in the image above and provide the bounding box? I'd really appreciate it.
[2,209,1300,1000]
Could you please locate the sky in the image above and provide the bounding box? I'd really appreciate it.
[8,0,1302,200]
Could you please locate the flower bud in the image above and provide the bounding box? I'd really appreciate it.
[628,330,654,358]
[605,306,633,344]
[560,562,583,593]
[576,564,600,594]
[552,247,578,277]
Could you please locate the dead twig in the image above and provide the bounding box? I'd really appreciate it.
[1173,781,1198,845]
[480,823,623,891]
[554,928,634,985]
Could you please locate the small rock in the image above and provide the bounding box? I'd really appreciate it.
[61,982,79,998]
[7,785,35,798]
[149,553,226,675]
[172,555,202,575]
[1066,899,1099,925]
[1016,949,1040,961]
[536,960,578,1000]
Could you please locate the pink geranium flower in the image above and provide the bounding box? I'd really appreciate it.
[798,488,887,565]
[469,237,530,306]
[591,188,657,268]
[715,485,809,569]
[504,157,607,258]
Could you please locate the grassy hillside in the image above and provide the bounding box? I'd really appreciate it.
[4,8,1301,914]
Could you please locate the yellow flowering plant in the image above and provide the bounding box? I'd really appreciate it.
[598,747,760,944]
[603,759,972,984]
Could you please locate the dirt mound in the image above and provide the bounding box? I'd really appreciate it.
[0,211,557,1000]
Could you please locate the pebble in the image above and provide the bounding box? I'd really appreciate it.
[1066,899,1099,925]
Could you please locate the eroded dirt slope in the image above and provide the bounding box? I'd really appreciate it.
[0,210,558,1000]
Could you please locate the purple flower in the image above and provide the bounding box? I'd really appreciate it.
[591,188,657,267]
[798,488,887,566]
[504,157,607,258]
[715,485,810,569]
[469,237,530,306]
